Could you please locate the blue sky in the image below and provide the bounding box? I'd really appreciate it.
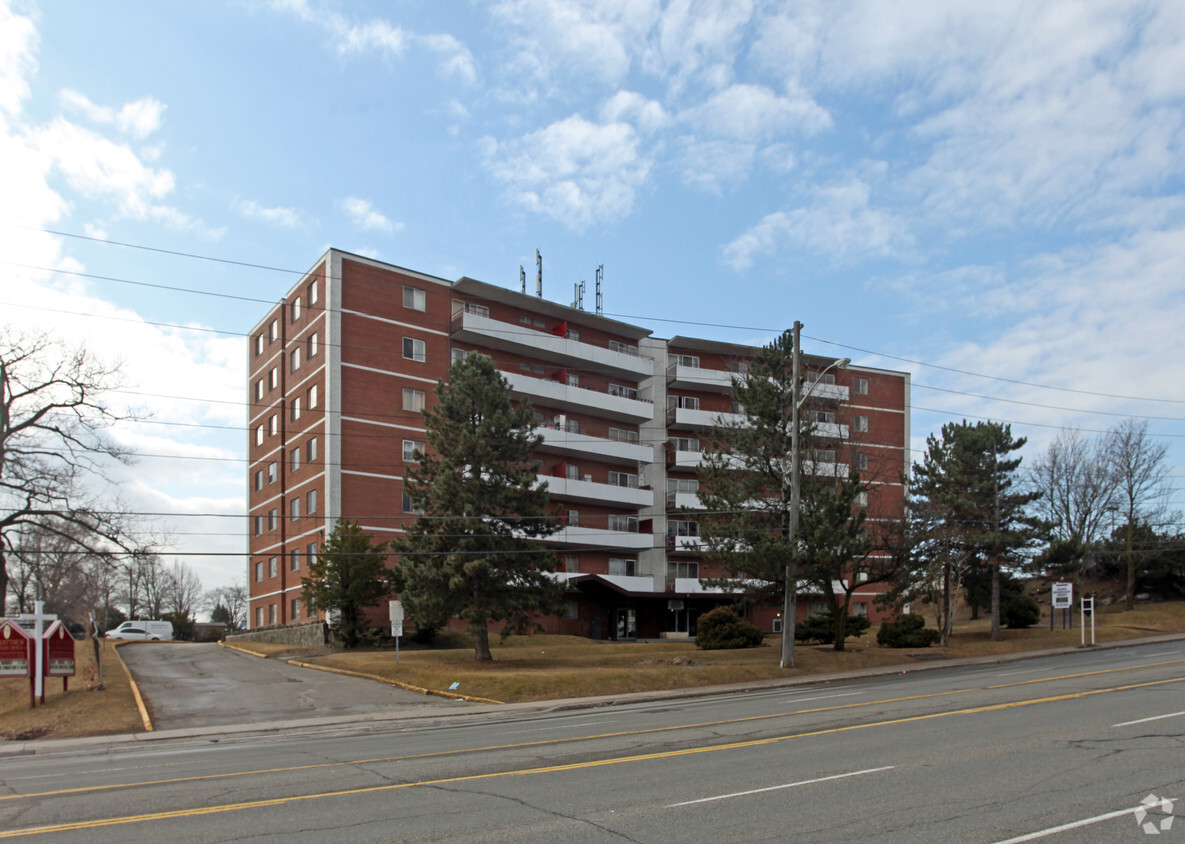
[2,0,1183,594]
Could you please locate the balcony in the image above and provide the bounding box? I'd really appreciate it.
[537,426,653,465]
[545,525,654,551]
[665,534,706,553]
[804,381,849,402]
[537,474,654,508]
[452,311,653,379]
[666,363,735,393]
[666,406,745,430]
[667,491,704,511]
[507,371,654,423]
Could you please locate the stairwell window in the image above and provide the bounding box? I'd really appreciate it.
[290,549,300,571]
[308,384,318,410]
[290,397,301,422]
[307,332,319,358]
[291,347,301,373]
[291,297,301,322]
[291,447,301,473]
[290,497,300,522]
[255,561,264,582]
[307,489,317,514]
[307,437,317,463]
[403,337,426,362]
[307,280,318,305]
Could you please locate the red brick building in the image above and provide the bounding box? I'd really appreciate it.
[247,249,910,639]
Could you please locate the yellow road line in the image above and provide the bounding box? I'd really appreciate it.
[112,643,152,732]
[3,675,1181,840]
[5,656,1183,804]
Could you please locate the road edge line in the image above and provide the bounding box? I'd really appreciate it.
[285,659,503,705]
[112,642,153,732]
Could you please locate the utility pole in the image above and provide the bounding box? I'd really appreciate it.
[780,321,803,669]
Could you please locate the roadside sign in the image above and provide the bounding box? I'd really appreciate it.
[389,600,404,622]
[391,620,404,638]
[43,621,76,677]
[0,621,32,677]
[1052,582,1073,609]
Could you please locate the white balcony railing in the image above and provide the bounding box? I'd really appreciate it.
[537,475,654,508]
[536,426,653,465]
[666,363,735,393]
[453,311,653,379]
[546,525,655,551]
[507,371,655,423]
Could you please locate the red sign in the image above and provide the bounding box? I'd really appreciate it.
[42,621,76,677]
[0,621,32,677]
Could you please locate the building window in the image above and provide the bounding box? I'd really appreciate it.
[609,340,638,356]
[291,397,301,422]
[269,415,278,436]
[254,379,264,401]
[566,509,579,526]
[562,600,579,620]
[854,452,869,471]
[291,297,301,322]
[268,462,277,484]
[307,280,318,305]
[451,348,469,364]
[608,471,638,488]
[308,384,318,410]
[731,361,750,375]
[254,334,264,357]
[669,437,700,452]
[812,449,837,464]
[290,498,300,521]
[668,394,698,409]
[268,604,276,625]
[402,491,421,514]
[269,368,277,390]
[291,598,301,621]
[291,447,301,473]
[855,490,869,507]
[290,549,300,571]
[254,470,263,491]
[403,337,426,362]
[609,558,636,576]
[256,607,264,627]
[291,348,301,373]
[307,437,317,463]
[268,509,277,530]
[608,514,638,532]
[608,427,638,444]
[255,425,264,446]
[403,286,426,311]
[565,328,579,341]
[254,562,264,582]
[269,557,278,577]
[564,463,581,480]
[811,410,835,424]
[269,320,278,342]
[854,415,869,433]
[403,388,425,412]
[566,372,580,387]
[667,561,699,579]
[403,439,423,462]
[673,354,700,368]
[853,377,869,395]
[610,383,639,400]
[307,489,317,514]
[307,332,319,358]
[564,554,579,573]
[307,542,317,565]
[254,515,263,536]
[731,401,745,414]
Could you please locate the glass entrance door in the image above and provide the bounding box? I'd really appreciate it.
[616,608,637,640]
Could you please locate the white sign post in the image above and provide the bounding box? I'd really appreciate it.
[389,600,404,664]
[1081,596,1095,647]
[17,601,57,703]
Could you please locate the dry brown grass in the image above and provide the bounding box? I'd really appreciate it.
[3,603,1183,741]
[0,638,143,741]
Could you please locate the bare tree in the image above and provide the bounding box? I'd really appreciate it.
[1029,429,1118,547]
[207,580,247,630]
[1,328,152,610]
[162,559,203,617]
[1105,419,1174,609]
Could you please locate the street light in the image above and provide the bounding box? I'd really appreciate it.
[781,320,850,669]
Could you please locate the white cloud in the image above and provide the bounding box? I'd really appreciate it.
[673,137,754,193]
[236,198,302,228]
[488,114,650,230]
[599,90,668,134]
[0,0,36,116]
[60,89,166,138]
[642,0,754,94]
[341,196,400,233]
[420,33,477,84]
[681,83,831,141]
[724,178,914,270]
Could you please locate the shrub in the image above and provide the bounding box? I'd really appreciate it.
[795,610,872,644]
[876,613,941,648]
[695,606,764,650]
[1002,594,1041,628]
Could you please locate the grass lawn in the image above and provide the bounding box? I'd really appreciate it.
[4,602,1183,742]
[0,638,143,742]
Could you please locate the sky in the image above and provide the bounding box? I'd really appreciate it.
[2,0,1183,598]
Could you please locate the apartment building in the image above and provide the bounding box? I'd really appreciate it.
[247,249,910,639]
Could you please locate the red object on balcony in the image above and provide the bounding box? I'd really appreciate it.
[552,368,567,382]
[552,320,567,337]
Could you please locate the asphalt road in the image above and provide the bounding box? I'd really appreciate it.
[1,639,1183,842]
[117,643,465,729]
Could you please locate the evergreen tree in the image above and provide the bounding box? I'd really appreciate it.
[910,421,1044,641]
[395,353,562,662]
[301,520,392,648]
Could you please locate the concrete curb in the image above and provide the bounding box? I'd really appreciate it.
[111,641,153,732]
[285,659,503,705]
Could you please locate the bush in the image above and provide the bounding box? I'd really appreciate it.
[1002,594,1041,628]
[795,610,872,644]
[695,606,764,650]
[876,613,941,648]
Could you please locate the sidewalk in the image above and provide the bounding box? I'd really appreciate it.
[6,631,1183,759]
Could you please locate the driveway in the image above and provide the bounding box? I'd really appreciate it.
[118,643,464,730]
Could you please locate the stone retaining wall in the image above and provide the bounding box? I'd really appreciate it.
[226,620,329,648]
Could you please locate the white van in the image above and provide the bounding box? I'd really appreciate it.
[105,620,174,641]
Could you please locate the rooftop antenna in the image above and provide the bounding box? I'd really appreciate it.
[520,265,526,295]
[573,279,586,310]
[595,264,604,315]
[536,249,542,297]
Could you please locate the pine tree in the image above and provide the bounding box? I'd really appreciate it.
[910,421,1044,641]
[395,353,562,662]
[300,520,391,648]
